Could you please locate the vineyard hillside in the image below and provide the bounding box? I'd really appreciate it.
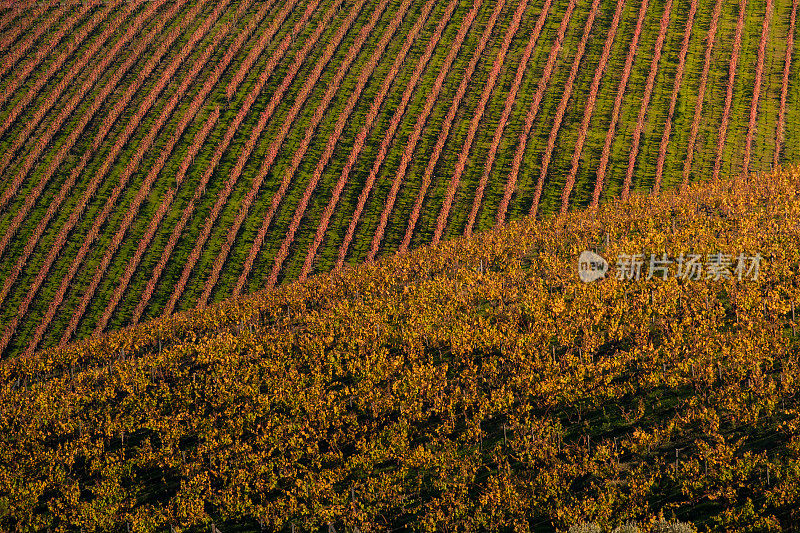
[0,0,798,357]
[4,166,800,531]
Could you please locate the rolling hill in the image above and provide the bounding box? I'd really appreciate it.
[0,0,797,357]
[2,166,800,531]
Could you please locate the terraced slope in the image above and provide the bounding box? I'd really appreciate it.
[0,0,797,356]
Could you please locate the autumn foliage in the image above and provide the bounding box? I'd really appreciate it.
[5,167,800,531]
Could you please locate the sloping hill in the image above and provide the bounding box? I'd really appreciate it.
[3,167,800,531]
[0,0,797,357]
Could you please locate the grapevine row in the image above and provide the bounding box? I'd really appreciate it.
[0,0,174,314]
[529,0,602,218]
[0,4,91,140]
[559,0,626,215]
[0,4,57,92]
[620,0,673,200]
[200,0,375,301]
[495,0,577,226]
[334,0,461,270]
[99,0,279,329]
[464,0,553,236]
[433,0,531,244]
[589,0,650,208]
[0,3,15,31]
[743,0,773,172]
[367,0,485,262]
[0,5,27,49]
[61,0,241,342]
[681,0,723,191]
[0,0,145,261]
[0,0,118,152]
[0,4,93,211]
[224,0,288,100]
[400,0,508,252]
[130,0,313,323]
[259,0,414,290]
[298,0,439,281]
[6,0,212,358]
[98,108,221,334]
[653,0,696,195]
[712,0,747,183]
[160,0,339,315]
[775,0,798,167]
[0,3,66,110]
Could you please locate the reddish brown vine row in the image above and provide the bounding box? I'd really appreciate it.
[620,0,673,200]
[254,0,413,291]
[433,0,531,243]
[681,0,722,191]
[98,108,221,333]
[0,4,93,140]
[0,5,17,38]
[203,0,377,300]
[100,0,279,329]
[0,6,27,50]
[71,8,247,334]
[495,0,577,227]
[334,0,461,270]
[743,0,773,173]
[559,0,625,215]
[463,0,552,237]
[0,3,69,111]
[0,0,128,168]
[0,4,56,90]
[0,0,146,260]
[86,1,256,334]
[81,49,231,335]
[712,0,746,183]
[590,0,650,208]
[0,0,173,315]
[653,0,696,195]
[367,0,484,262]
[57,0,236,346]
[162,0,343,315]
[201,0,377,301]
[775,0,798,167]
[402,0,508,251]
[0,0,184,347]
[0,18,23,52]
[529,0,601,218]
[298,0,438,282]
[131,0,313,324]
[5,0,213,358]
[224,0,287,100]
[191,0,365,308]
[0,4,94,211]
